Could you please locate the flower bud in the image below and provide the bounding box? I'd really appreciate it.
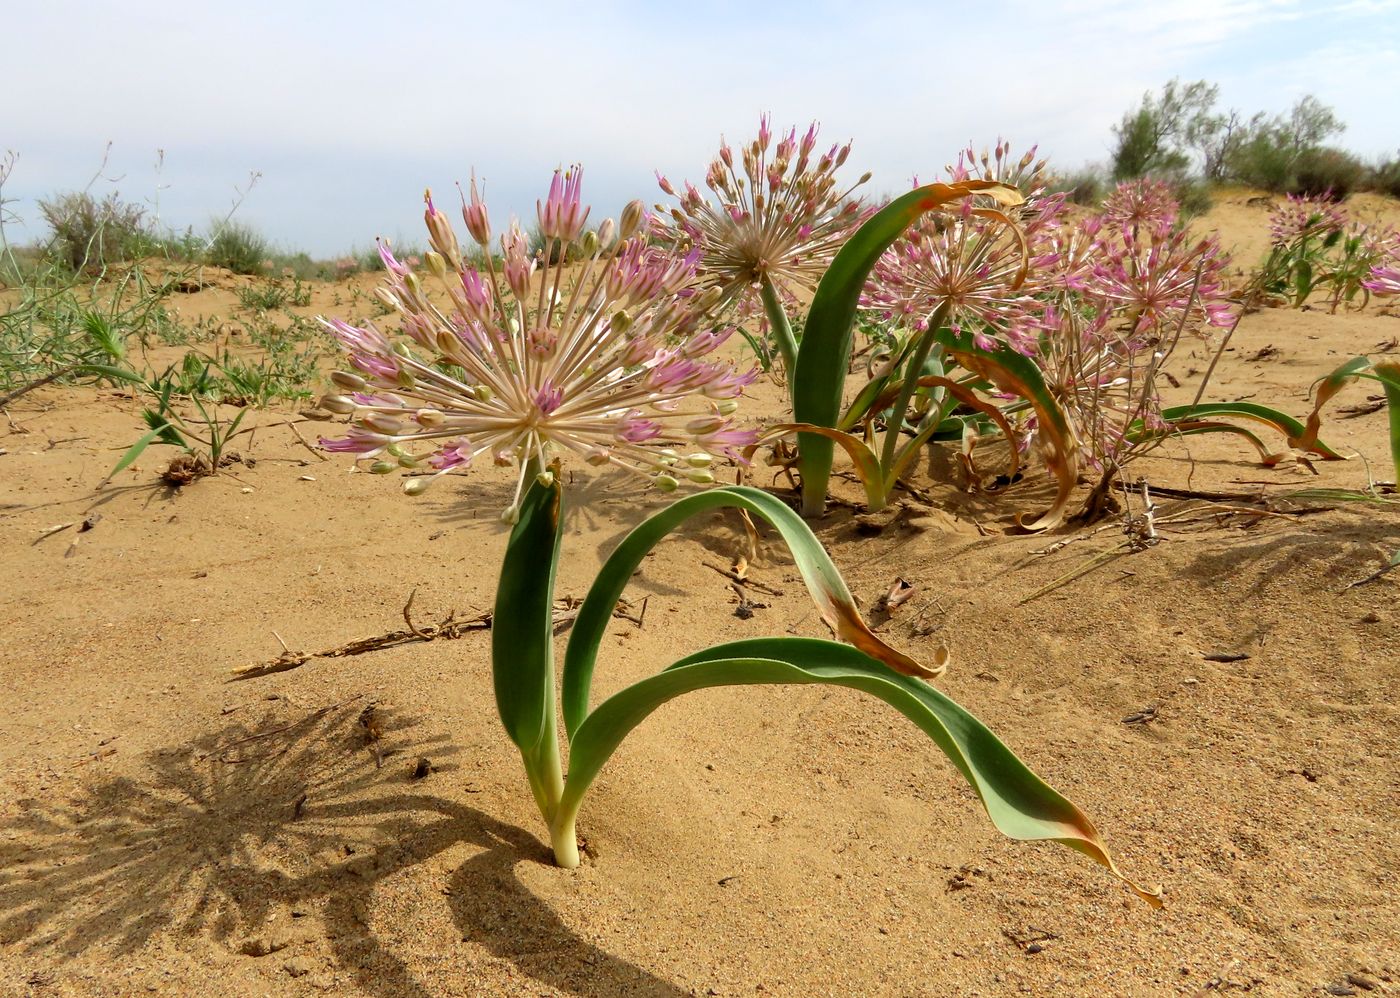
[715,399,740,416]
[654,473,679,492]
[585,447,611,466]
[369,461,397,475]
[536,470,555,487]
[403,477,430,496]
[362,412,403,435]
[685,468,715,485]
[582,229,598,256]
[500,504,520,524]
[685,452,713,468]
[331,371,367,392]
[415,408,445,428]
[397,453,421,469]
[425,251,448,279]
[320,394,356,414]
[619,199,645,240]
[686,415,724,435]
[597,217,616,247]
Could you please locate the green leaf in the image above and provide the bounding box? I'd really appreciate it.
[562,484,940,739]
[493,473,564,754]
[141,408,187,448]
[1294,259,1314,302]
[559,637,1160,907]
[1167,400,1344,460]
[78,363,144,386]
[106,422,175,481]
[791,180,1021,516]
[1370,362,1400,480]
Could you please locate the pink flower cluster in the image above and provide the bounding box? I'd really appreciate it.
[654,116,871,316]
[1268,194,1347,248]
[319,168,758,520]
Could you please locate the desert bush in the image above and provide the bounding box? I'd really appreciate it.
[1292,147,1367,199]
[37,191,152,272]
[1110,79,1217,180]
[235,276,312,312]
[1173,179,1213,220]
[1366,155,1400,199]
[205,221,269,275]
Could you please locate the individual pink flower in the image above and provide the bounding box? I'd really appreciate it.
[1364,265,1400,296]
[319,170,758,521]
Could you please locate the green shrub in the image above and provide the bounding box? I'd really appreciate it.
[37,191,152,272]
[1366,155,1400,199]
[1292,147,1366,199]
[205,221,269,275]
[1052,168,1107,206]
[1173,179,1214,221]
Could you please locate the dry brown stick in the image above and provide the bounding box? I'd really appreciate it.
[287,419,330,461]
[702,561,785,596]
[229,610,494,680]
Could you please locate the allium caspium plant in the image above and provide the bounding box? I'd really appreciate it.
[1253,194,1400,312]
[319,169,1157,906]
[654,116,870,389]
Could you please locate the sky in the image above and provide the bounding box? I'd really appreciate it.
[4,0,1398,257]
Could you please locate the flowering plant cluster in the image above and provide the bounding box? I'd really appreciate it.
[1254,193,1400,311]
[314,166,1158,906]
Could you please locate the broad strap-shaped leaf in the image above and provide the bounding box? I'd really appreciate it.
[940,331,1078,531]
[1294,356,1379,459]
[493,473,565,753]
[562,485,941,739]
[559,637,1161,907]
[1372,362,1400,480]
[1164,400,1346,460]
[792,180,1023,515]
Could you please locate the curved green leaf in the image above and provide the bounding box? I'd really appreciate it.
[1160,401,1345,460]
[562,485,940,739]
[559,637,1160,907]
[493,472,564,754]
[1371,362,1400,479]
[792,180,1022,515]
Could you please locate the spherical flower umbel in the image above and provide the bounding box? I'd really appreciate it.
[1101,179,1180,231]
[319,168,758,521]
[863,141,1068,355]
[1268,193,1347,248]
[653,115,871,314]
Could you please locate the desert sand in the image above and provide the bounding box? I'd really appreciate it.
[1,190,1397,997]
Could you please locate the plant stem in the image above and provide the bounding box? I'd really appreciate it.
[877,305,948,497]
[759,278,799,402]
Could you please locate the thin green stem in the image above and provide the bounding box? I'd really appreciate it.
[759,277,798,399]
[878,304,948,485]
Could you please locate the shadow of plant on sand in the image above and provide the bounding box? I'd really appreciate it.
[0,700,687,996]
